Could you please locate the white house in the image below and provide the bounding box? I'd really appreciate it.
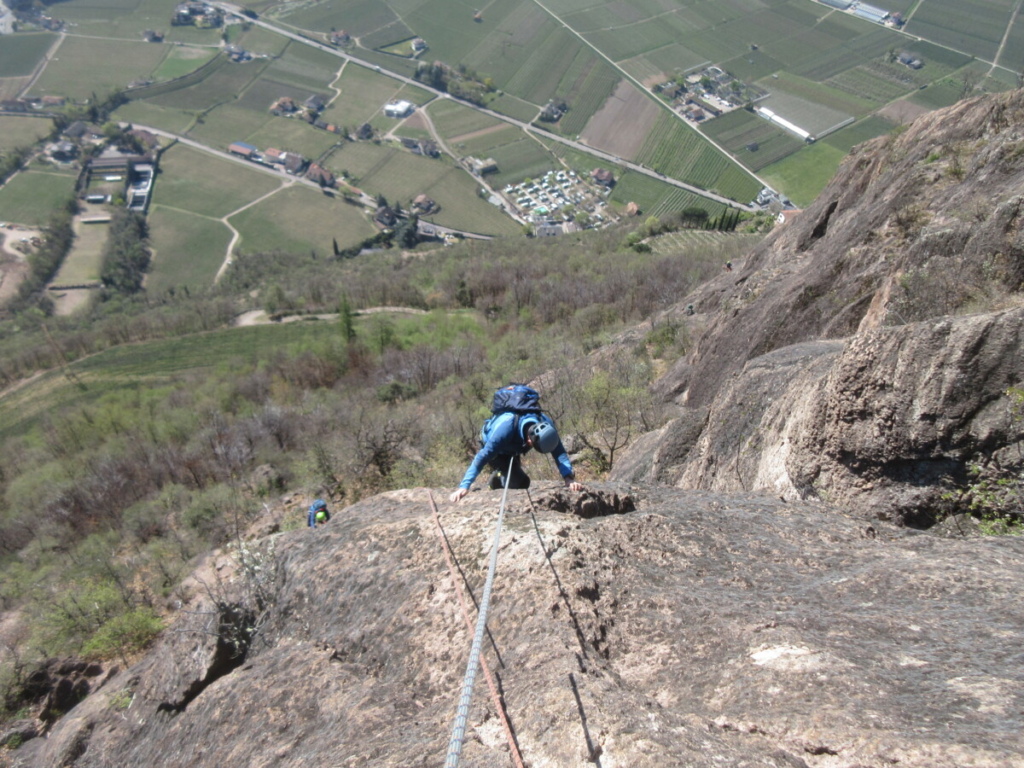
[384,100,414,118]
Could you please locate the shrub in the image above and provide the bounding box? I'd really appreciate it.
[83,608,163,662]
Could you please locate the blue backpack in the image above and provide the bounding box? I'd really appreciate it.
[481,384,543,445]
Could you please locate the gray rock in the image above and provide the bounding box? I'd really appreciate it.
[20,485,1024,767]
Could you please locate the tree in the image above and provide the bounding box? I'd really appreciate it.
[338,294,356,342]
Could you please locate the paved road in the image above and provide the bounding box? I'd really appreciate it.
[211,2,758,212]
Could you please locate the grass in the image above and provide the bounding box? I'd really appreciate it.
[112,101,197,134]
[609,172,722,219]
[152,46,218,81]
[52,221,107,285]
[27,36,169,101]
[152,144,284,218]
[759,142,847,208]
[0,116,54,155]
[411,168,523,237]
[146,207,232,293]
[0,170,75,226]
[229,184,378,255]
[319,63,410,126]
[0,32,56,77]
[0,321,347,439]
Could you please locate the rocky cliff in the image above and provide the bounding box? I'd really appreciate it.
[614,90,1024,525]
[7,92,1024,768]
[13,485,1024,767]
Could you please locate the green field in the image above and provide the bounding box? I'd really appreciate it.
[146,206,232,293]
[427,98,502,140]
[319,63,410,126]
[0,32,56,77]
[152,144,284,218]
[0,170,75,226]
[759,141,847,208]
[822,115,896,154]
[0,320,345,438]
[905,0,1013,63]
[0,116,53,155]
[701,109,804,172]
[28,36,169,100]
[229,184,378,255]
[609,172,721,220]
[53,221,107,285]
[636,112,761,202]
[152,46,218,82]
[113,100,197,135]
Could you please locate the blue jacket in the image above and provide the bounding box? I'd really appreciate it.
[458,412,573,490]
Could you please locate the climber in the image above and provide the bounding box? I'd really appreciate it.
[308,498,331,528]
[450,392,583,502]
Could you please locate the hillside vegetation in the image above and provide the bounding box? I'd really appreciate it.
[0,223,756,711]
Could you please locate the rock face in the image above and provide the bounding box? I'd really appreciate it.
[15,485,1024,767]
[614,91,1024,524]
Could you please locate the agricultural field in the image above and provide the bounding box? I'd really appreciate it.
[27,36,169,101]
[904,0,1015,63]
[151,144,284,219]
[759,141,848,208]
[43,0,222,45]
[0,116,54,155]
[580,81,660,161]
[151,46,218,82]
[318,63,413,128]
[0,170,76,226]
[52,220,107,287]
[276,0,403,39]
[228,184,377,255]
[113,100,196,135]
[426,99,502,141]
[649,230,762,256]
[146,207,231,293]
[0,32,56,77]
[635,112,761,203]
[416,169,523,237]
[700,109,804,172]
[608,172,722,220]
[821,115,896,154]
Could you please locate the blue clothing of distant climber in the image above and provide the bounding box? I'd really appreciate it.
[308,499,330,528]
[450,412,582,503]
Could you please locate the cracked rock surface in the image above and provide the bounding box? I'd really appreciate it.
[18,484,1024,767]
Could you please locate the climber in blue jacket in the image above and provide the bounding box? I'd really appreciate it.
[450,412,582,502]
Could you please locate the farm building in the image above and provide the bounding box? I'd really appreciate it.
[756,107,813,142]
[411,38,427,52]
[284,154,308,175]
[330,30,350,45]
[384,100,414,118]
[819,0,852,8]
[412,194,437,214]
[263,147,287,165]
[305,164,336,188]
[271,97,298,115]
[853,3,888,23]
[304,95,327,113]
[898,52,923,69]
[228,142,258,158]
[467,157,497,175]
[591,168,615,187]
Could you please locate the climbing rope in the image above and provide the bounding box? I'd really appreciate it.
[429,488,526,768]
[441,456,520,768]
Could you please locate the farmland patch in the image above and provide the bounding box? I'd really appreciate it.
[152,144,283,218]
[580,80,659,161]
[146,207,230,293]
[0,170,75,226]
[229,184,376,255]
[28,36,168,100]
[0,32,56,78]
[0,116,53,155]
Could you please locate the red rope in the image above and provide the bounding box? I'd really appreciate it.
[428,489,527,768]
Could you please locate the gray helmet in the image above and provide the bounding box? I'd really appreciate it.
[528,421,559,453]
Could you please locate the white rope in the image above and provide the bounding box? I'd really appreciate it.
[445,456,515,767]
